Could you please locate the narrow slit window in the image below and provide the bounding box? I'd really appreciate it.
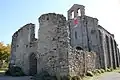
[75,31,77,39]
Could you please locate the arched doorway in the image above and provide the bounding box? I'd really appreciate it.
[29,53,37,75]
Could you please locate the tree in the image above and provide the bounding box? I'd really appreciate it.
[0,42,11,68]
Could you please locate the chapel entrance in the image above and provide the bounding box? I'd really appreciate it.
[29,53,37,75]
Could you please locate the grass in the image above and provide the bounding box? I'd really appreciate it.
[112,68,120,73]
[83,76,94,80]
[0,68,8,76]
[0,68,8,71]
[83,68,120,80]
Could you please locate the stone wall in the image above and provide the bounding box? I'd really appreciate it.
[98,25,119,69]
[10,23,37,75]
[68,15,100,69]
[68,49,96,76]
[37,13,69,76]
[68,4,101,69]
[68,4,120,70]
[10,4,120,76]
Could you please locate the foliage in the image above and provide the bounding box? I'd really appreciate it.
[71,76,81,80]
[86,71,94,77]
[92,69,102,75]
[110,68,113,71]
[92,70,97,75]
[0,42,11,68]
[95,69,101,74]
[32,70,57,80]
[60,75,71,80]
[106,68,112,72]
[100,69,105,73]
[32,71,75,80]
[5,66,25,76]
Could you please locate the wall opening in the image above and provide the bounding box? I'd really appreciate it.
[77,9,81,16]
[75,31,77,39]
[76,46,83,50]
[29,53,37,76]
[98,30,102,45]
[16,45,19,47]
[71,11,74,19]
[46,17,49,20]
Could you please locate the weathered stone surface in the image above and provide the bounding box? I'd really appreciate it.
[37,13,69,76]
[68,49,96,76]
[68,4,120,70]
[10,23,37,75]
[10,4,120,77]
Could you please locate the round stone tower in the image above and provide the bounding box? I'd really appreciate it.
[37,13,69,76]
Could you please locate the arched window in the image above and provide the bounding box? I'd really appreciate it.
[77,9,81,16]
[76,46,83,50]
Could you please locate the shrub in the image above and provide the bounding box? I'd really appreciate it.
[100,69,105,73]
[86,71,94,77]
[14,72,23,76]
[1,62,9,68]
[5,66,25,76]
[95,69,101,74]
[92,70,97,75]
[32,70,57,80]
[109,68,113,71]
[61,75,71,80]
[115,67,119,70]
[107,68,111,72]
[71,76,81,80]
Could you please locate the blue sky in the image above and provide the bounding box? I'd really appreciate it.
[0,0,120,48]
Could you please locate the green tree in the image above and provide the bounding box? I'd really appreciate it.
[0,42,11,68]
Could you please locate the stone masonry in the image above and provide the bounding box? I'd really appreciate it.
[68,4,120,70]
[37,13,69,76]
[10,4,120,76]
[10,23,37,75]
